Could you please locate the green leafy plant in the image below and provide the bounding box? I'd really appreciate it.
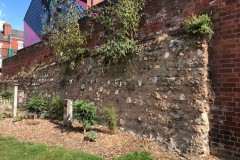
[73,100,97,133]
[12,116,22,123]
[42,0,92,69]
[103,105,117,134]
[49,96,64,120]
[183,14,214,37]
[84,130,97,142]
[24,92,47,114]
[42,0,145,67]
[0,113,11,121]
[0,90,13,100]
[90,0,146,63]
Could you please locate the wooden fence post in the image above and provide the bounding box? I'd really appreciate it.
[63,99,73,129]
[12,83,18,118]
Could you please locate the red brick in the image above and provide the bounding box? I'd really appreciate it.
[225,78,239,82]
[224,111,238,116]
[222,15,236,21]
[233,58,240,62]
[222,53,236,59]
[224,101,237,107]
[224,121,237,126]
[222,83,236,88]
[220,125,231,130]
[219,11,232,17]
[231,127,240,132]
[219,69,233,73]
[219,88,233,92]
[233,88,240,92]
[220,59,233,63]
[233,98,240,102]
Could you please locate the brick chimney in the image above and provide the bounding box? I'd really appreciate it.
[3,23,11,37]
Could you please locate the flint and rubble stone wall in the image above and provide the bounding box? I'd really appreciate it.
[18,36,211,159]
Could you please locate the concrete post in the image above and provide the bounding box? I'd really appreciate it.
[63,99,73,129]
[12,83,18,118]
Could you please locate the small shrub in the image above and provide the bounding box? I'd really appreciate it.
[84,130,97,142]
[0,90,13,100]
[24,92,47,114]
[73,100,97,133]
[183,14,214,37]
[12,116,22,123]
[103,106,117,134]
[0,113,11,120]
[49,96,64,120]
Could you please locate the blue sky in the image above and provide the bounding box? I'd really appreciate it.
[0,0,31,31]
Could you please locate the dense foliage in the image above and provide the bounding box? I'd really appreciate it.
[0,90,13,100]
[49,95,64,120]
[73,100,97,133]
[24,92,47,114]
[42,0,145,67]
[103,106,117,134]
[90,0,146,62]
[183,14,214,37]
[42,0,92,69]
[84,130,97,142]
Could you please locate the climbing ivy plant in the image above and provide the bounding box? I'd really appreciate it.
[42,0,145,67]
[42,0,92,69]
[89,0,146,63]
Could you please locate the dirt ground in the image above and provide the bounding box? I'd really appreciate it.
[0,110,218,160]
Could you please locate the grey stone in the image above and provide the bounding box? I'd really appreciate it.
[137,117,142,122]
[114,90,119,95]
[179,52,184,56]
[126,97,132,104]
[197,49,203,55]
[138,80,143,86]
[81,84,85,90]
[99,86,103,93]
[119,118,125,126]
[89,87,92,91]
[164,52,170,58]
[179,94,186,101]
[155,65,161,69]
[152,77,159,83]
[169,40,175,47]
[69,79,73,84]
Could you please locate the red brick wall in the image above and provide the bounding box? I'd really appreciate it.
[209,0,240,159]
[2,43,53,79]
[3,23,11,37]
[11,38,21,51]
[2,42,10,58]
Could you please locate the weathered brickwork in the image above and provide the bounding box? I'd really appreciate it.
[2,0,240,159]
[209,0,240,159]
[2,43,53,79]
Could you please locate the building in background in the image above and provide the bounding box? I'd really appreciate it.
[0,23,24,69]
[24,0,103,47]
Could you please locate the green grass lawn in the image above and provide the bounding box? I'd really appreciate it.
[0,135,154,160]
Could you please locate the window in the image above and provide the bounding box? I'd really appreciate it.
[18,41,24,50]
